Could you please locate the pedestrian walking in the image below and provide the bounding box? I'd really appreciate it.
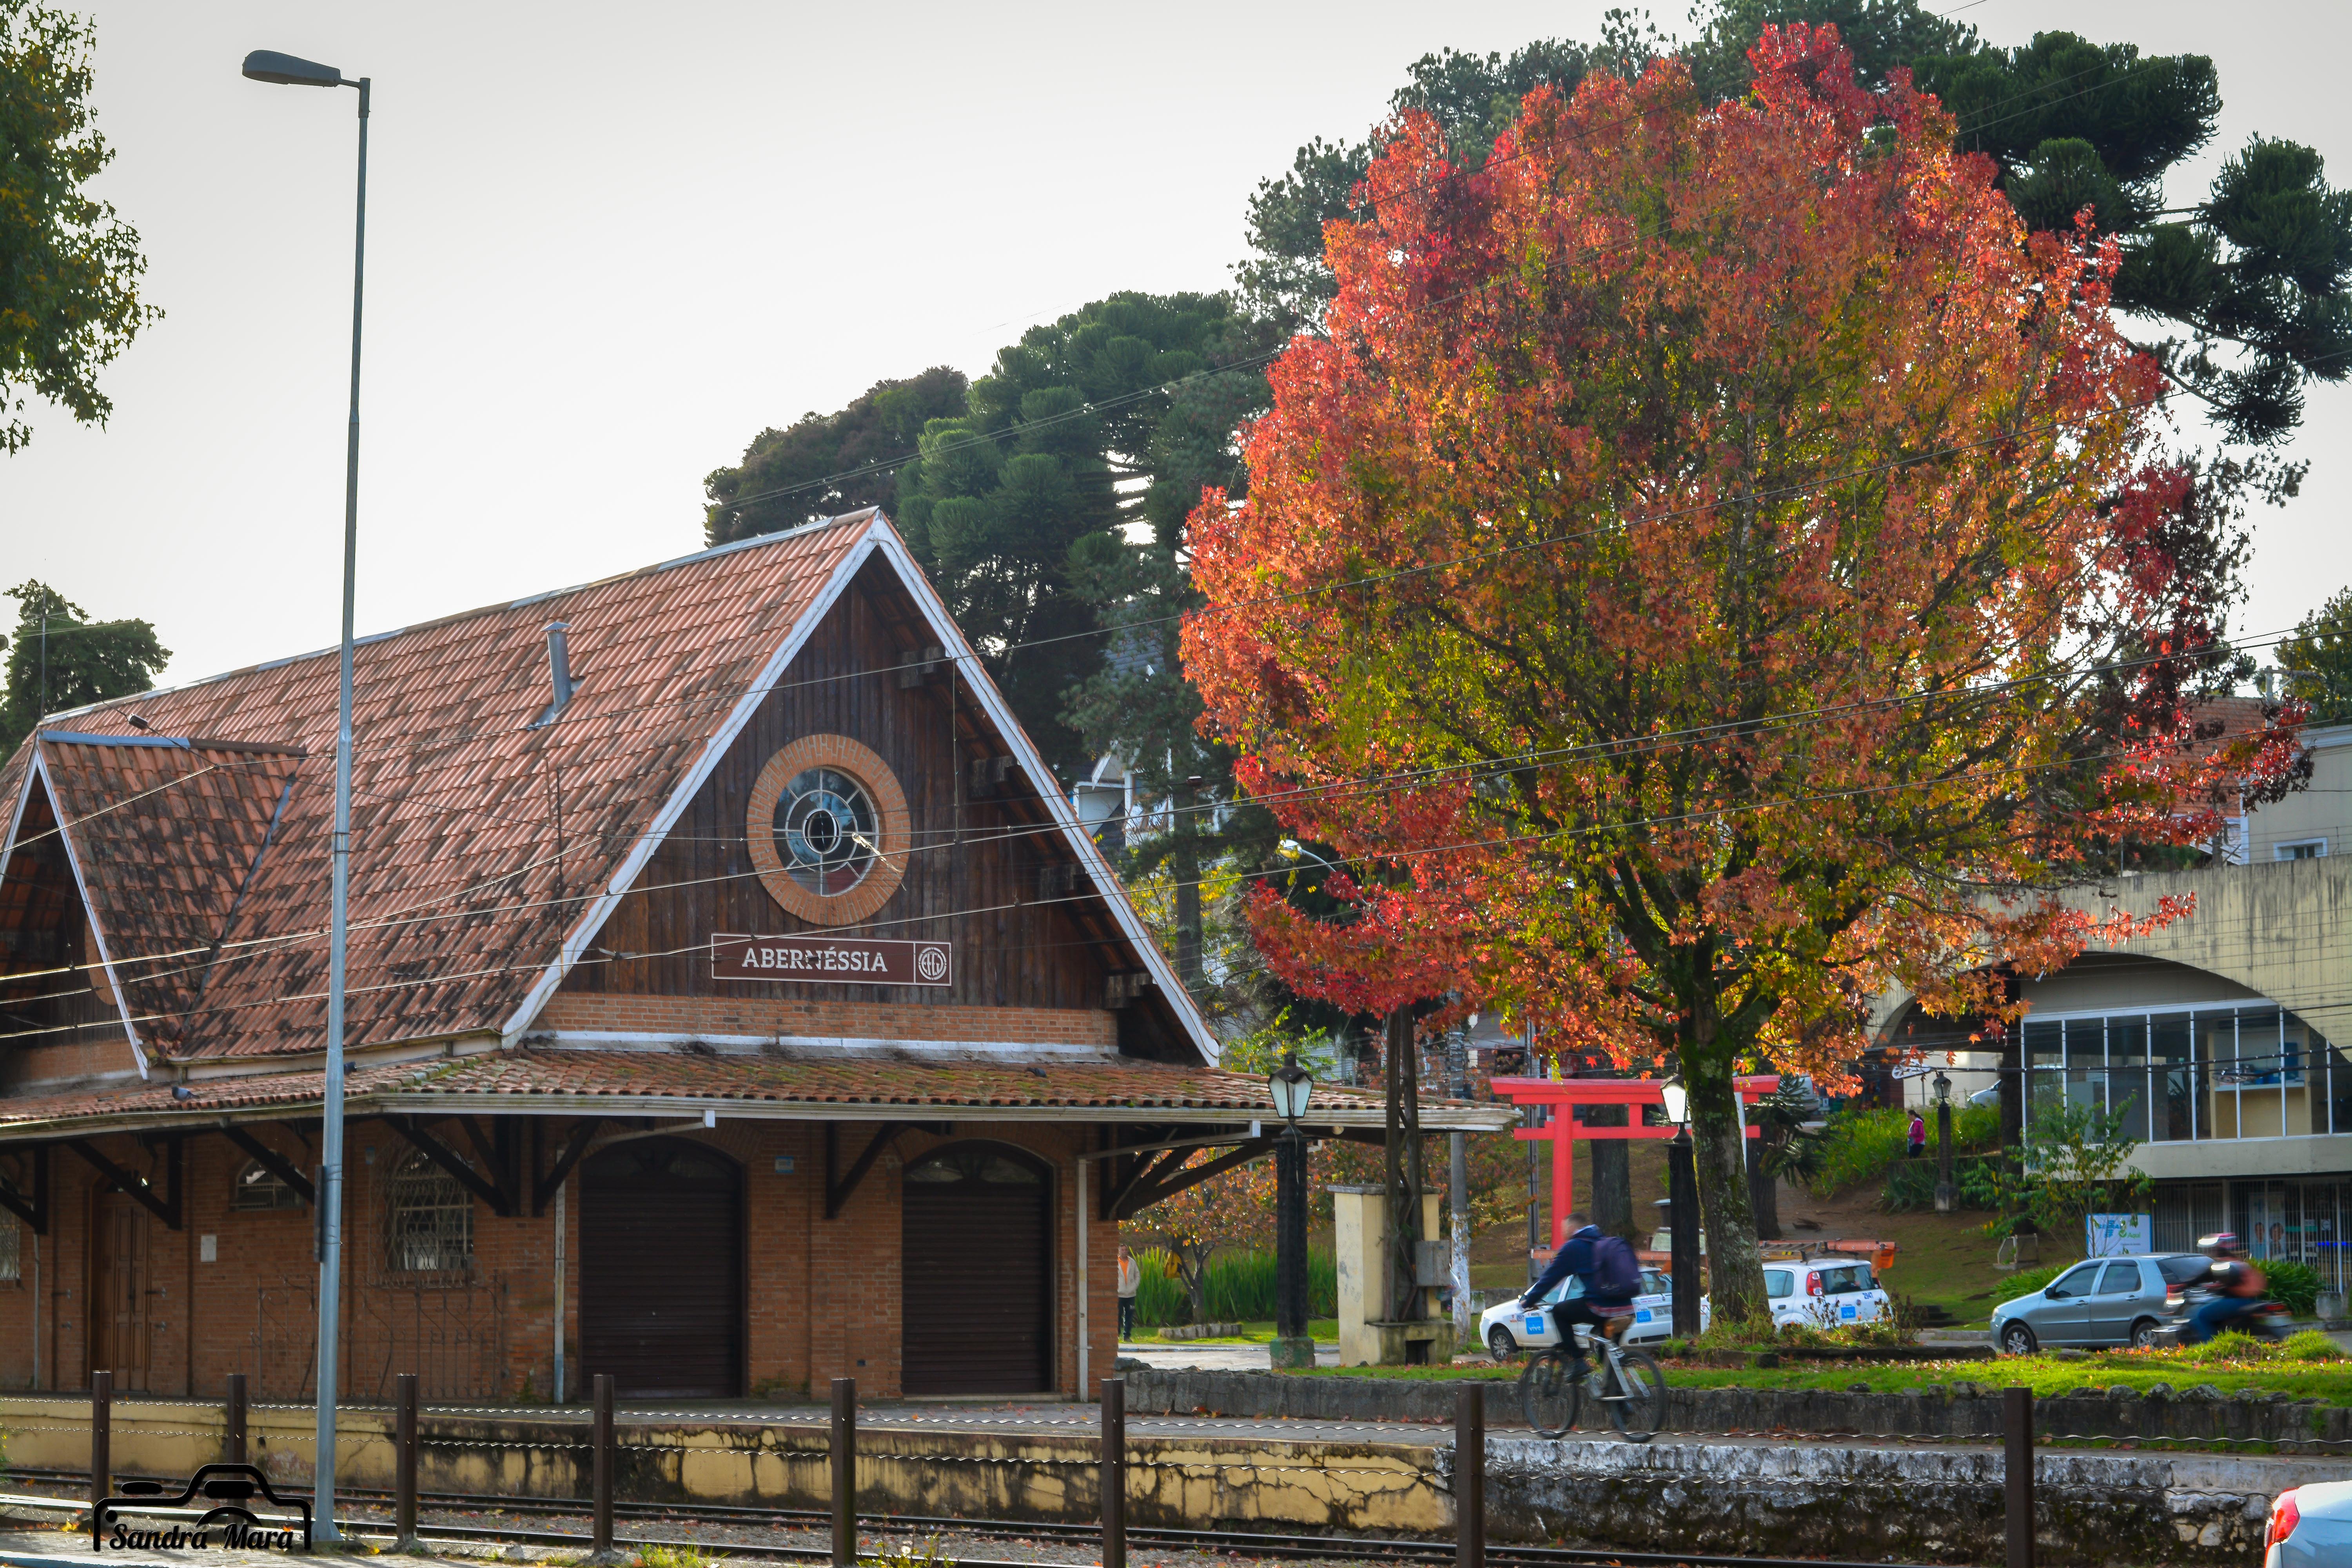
[1907,1109,1927,1160]
[1117,1245,1140,1340]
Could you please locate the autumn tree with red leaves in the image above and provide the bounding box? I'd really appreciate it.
[1182,27,2304,1323]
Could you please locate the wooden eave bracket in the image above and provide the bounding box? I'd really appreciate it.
[0,1145,49,1235]
[532,1117,601,1216]
[393,1116,517,1217]
[1114,1136,1276,1220]
[219,1123,316,1206]
[826,1120,950,1220]
[68,1134,181,1230]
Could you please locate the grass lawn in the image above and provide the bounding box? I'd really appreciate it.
[1136,1319,1341,1346]
[1289,1342,2352,1403]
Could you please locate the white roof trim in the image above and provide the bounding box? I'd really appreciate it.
[862,526,1220,1064]
[498,526,885,1044]
[27,749,150,1078]
[0,756,34,878]
[541,1029,1120,1058]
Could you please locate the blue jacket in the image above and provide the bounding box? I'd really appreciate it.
[1521,1224,1636,1307]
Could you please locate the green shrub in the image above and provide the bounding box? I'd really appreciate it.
[1998,1261,2074,1301]
[1809,1103,2000,1199]
[2283,1330,2347,1363]
[2179,1331,2270,1365]
[1882,1154,2001,1212]
[2264,1259,2324,1318]
[1131,1246,1338,1326]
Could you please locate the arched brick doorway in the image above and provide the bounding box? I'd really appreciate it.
[900,1143,1052,1395]
[581,1137,743,1397]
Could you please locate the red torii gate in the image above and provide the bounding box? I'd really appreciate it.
[1490,1074,1781,1248]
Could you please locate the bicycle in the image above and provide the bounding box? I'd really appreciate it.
[1516,1307,1666,1442]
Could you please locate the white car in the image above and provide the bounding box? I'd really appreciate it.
[2267,1480,2352,1566]
[1764,1257,1891,1329]
[1481,1267,1708,1356]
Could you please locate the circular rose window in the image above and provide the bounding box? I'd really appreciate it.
[777,767,878,895]
[746,737,909,925]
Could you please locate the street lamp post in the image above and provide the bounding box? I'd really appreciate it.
[240,47,369,1544]
[1267,1052,1316,1370]
[1660,1075,1701,1339]
[1933,1071,1956,1214]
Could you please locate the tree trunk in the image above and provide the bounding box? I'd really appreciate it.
[1689,1059,1769,1324]
[1183,1245,1211,1324]
[1172,780,1202,995]
[1587,1103,1634,1240]
[1749,1138,1780,1240]
[1383,1007,1426,1322]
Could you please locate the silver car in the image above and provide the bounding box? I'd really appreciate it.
[1990,1252,2212,1354]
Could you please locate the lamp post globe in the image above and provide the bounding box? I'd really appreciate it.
[1660,1074,1690,1128]
[1269,1051,1315,1125]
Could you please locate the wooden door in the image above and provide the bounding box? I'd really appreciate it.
[901,1145,1051,1395]
[87,1194,149,1390]
[579,1139,743,1397]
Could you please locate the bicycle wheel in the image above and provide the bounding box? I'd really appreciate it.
[1518,1350,1582,1437]
[1601,1348,1666,1442]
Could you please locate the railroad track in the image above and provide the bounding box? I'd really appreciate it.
[0,1466,1924,1568]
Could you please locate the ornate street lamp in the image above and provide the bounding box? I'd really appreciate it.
[1268,1052,1316,1368]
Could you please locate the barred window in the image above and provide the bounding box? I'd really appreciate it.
[0,1217,17,1282]
[384,1151,473,1274]
[230,1160,304,1212]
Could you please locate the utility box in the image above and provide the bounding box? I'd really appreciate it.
[1331,1185,1447,1366]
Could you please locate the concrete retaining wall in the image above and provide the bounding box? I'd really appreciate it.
[0,1397,1448,1537]
[1126,1368,2352,1446]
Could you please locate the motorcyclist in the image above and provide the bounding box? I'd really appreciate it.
[1518,1211,1643,1378]
[2182,1232,2268,1345]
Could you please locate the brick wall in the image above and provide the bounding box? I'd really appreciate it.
[0,1115,1119,1405]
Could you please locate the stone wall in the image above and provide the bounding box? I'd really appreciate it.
[1124,1367,2352,1446]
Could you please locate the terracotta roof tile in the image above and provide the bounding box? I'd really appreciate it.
[2,517,875,1063]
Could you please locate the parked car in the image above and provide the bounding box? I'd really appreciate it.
[1762,1258,1892,1330]
[1990,1252,2214,1354]
[1481,1267,1708,1356]
[2266,1480,2352,1566]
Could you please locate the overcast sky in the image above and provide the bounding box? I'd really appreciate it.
[4,0,2348,691]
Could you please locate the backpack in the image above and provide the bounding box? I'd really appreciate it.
[1590,1233,1642,1298]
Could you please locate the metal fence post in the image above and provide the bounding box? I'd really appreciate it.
[2005,1385,2034,1568]
[831,1377,857,1568]
[225,1372,247,1466]
[395,1373,419,1551]
[592,1373,615,1557]
[89,1369,111,1538]
[1102,1377,1126,1568]
[1455,1386,1485,1568]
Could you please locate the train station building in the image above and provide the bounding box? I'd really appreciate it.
[0,511,1501,1405]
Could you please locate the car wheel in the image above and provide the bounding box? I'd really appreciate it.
[2001,1321,2038,1356]
[2130,1318,2160,1351]
[1488,1326,1520,1360]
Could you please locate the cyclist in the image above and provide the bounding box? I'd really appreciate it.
[2183,1231,2267,1345]
[1519,1211,1643,1378]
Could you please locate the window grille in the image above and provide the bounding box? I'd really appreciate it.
[229,1160,303,1212]
[384,1151,474,1275]
[0,1218,17,1283]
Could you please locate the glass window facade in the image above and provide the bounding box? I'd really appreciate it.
[2024,1005,2339,1143]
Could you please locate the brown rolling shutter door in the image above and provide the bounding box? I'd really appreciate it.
[581,1140,743,1398]
[902,1148,1051,1395]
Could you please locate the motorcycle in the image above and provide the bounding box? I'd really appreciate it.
[2150,1282,2295,1348]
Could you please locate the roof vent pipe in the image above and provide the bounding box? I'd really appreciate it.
[544,622,574,721]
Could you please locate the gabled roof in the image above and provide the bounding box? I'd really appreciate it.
[0,512,1215,1074]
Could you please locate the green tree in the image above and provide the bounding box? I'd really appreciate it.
[702,367,968,543]
[1988,1099,2153,1247]
[0,580,169,753]
[891,291,1271,770]
[2279,587,2352,726]
[1,2,159,454]
[1238,6,2352,446]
